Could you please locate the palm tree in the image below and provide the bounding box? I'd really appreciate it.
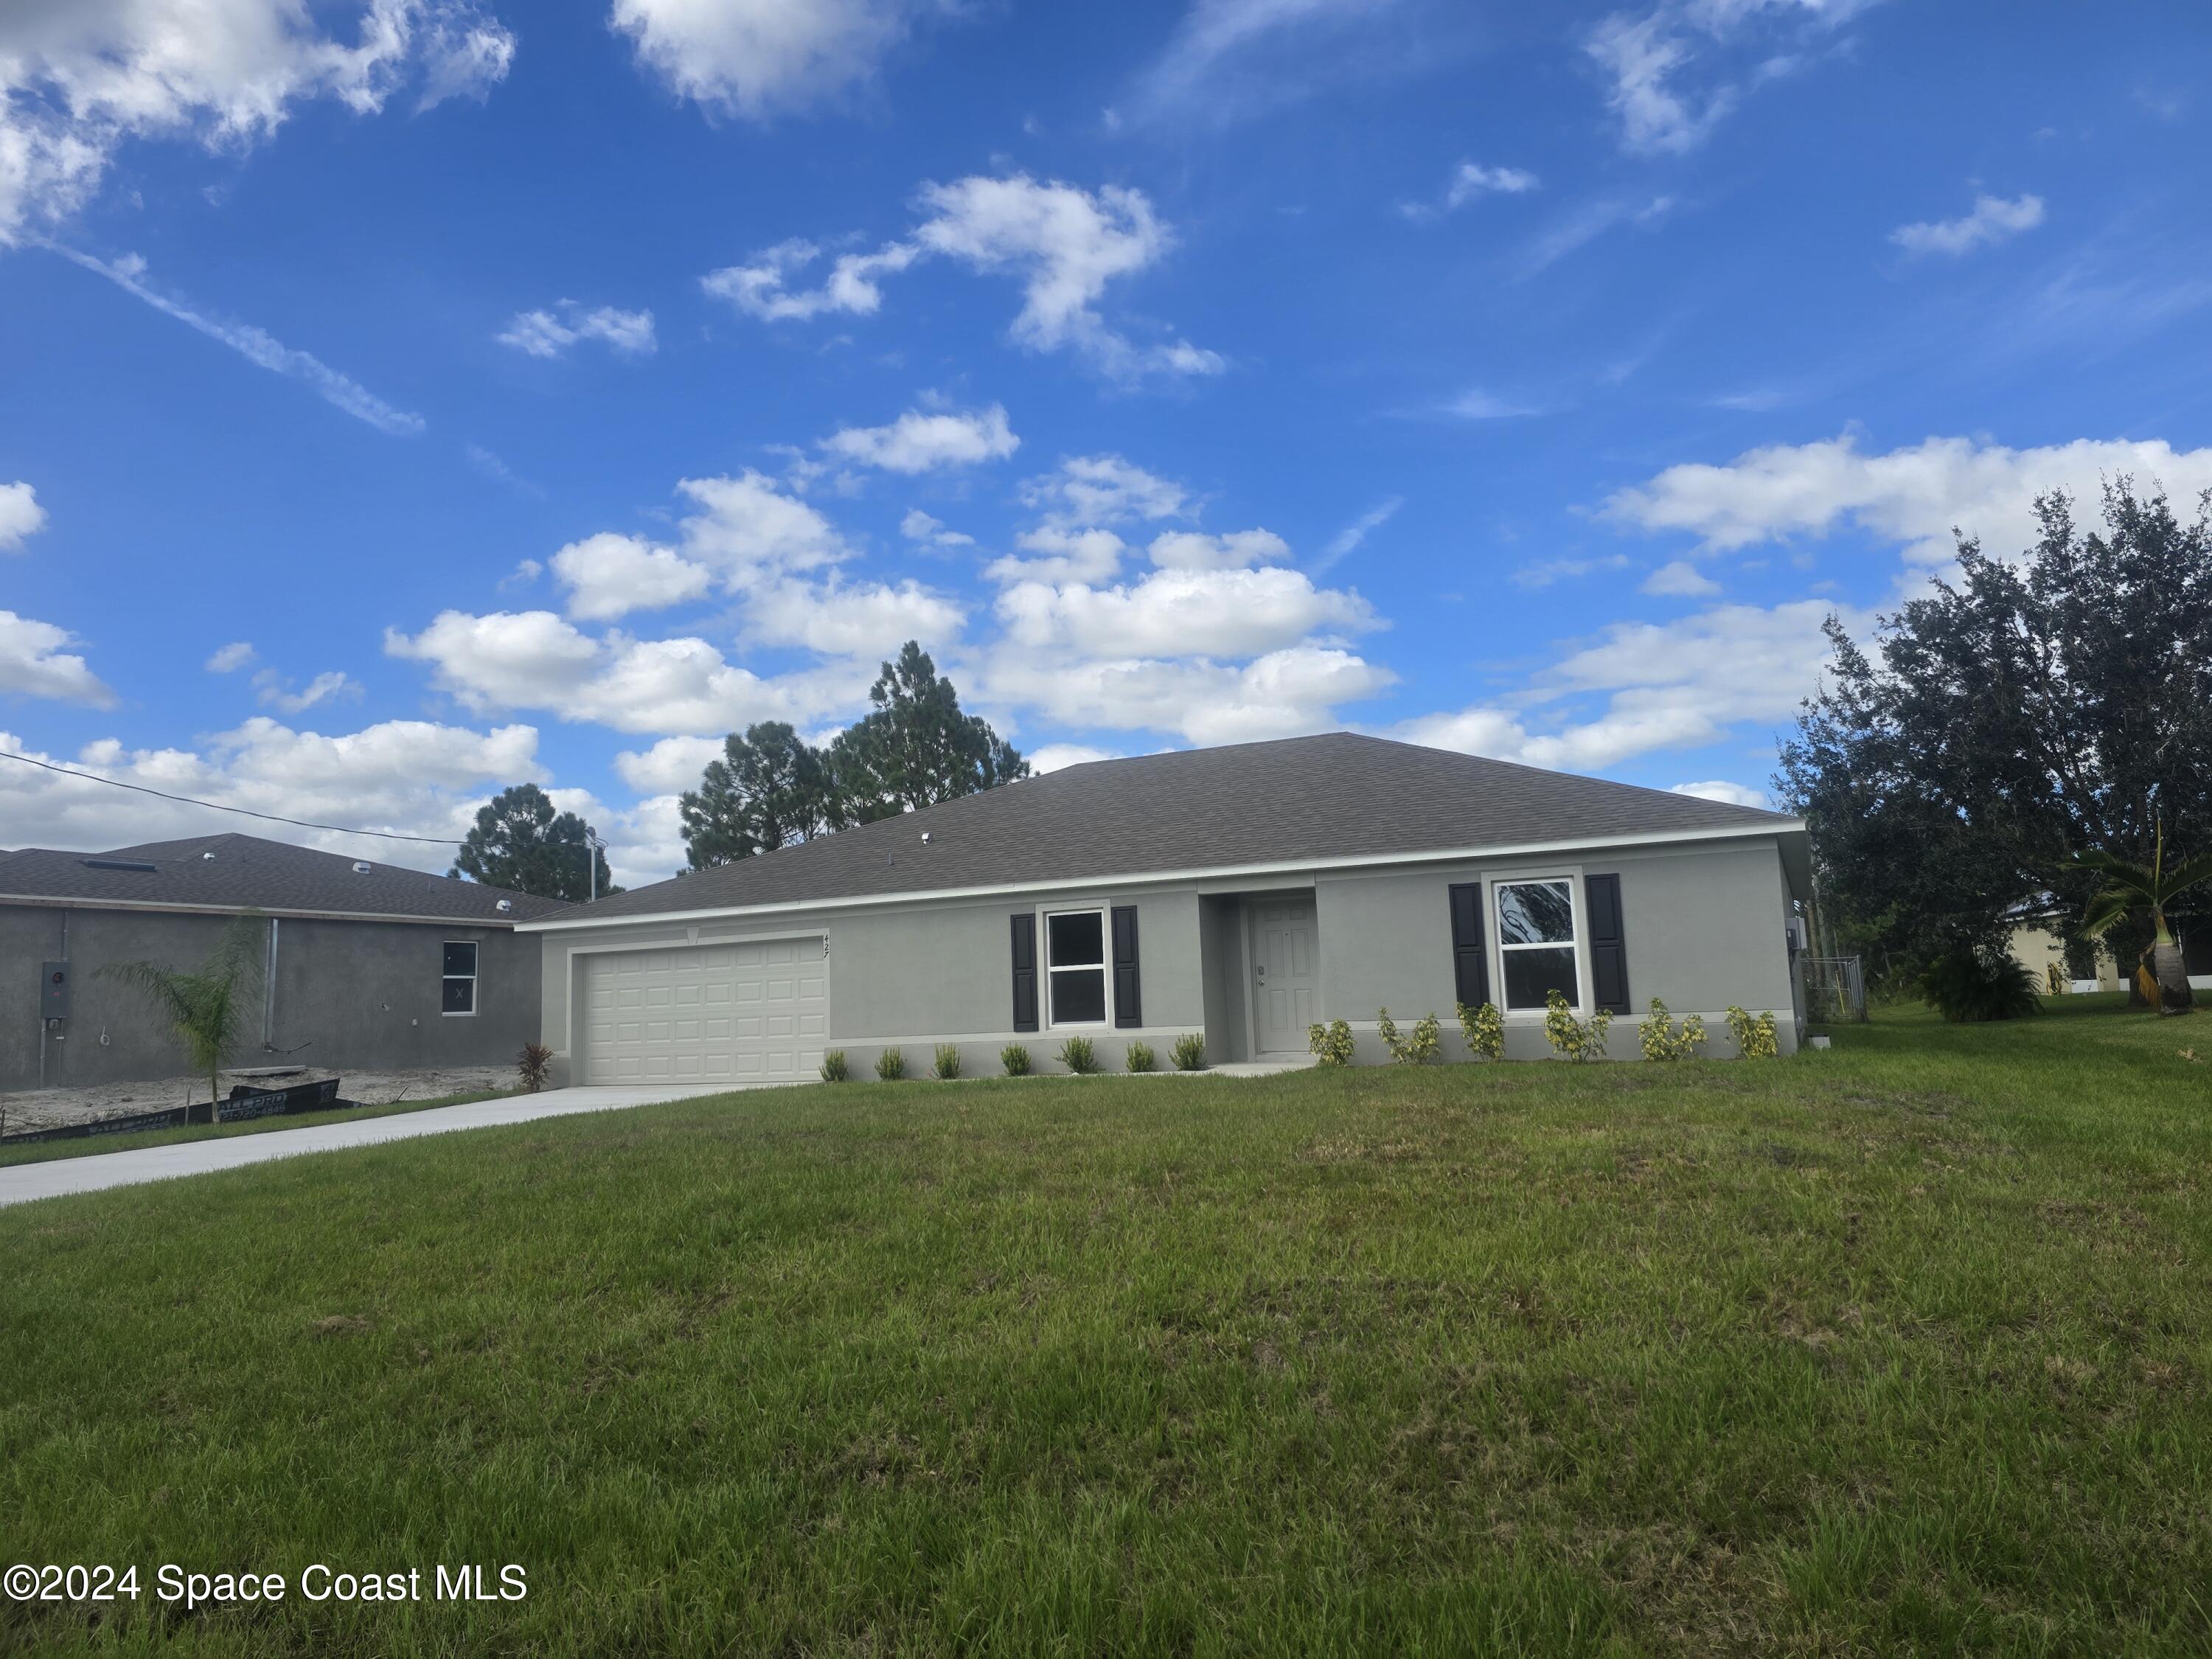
[2076,824,2212,1015]
[97,914,265,1110]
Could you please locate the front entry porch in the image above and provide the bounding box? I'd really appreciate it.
[1197,888,1321,1064]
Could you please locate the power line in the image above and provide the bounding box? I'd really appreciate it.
[0,749,464,846]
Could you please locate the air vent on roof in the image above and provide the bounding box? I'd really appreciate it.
[352,860,372,874]
[201,852,216,860]
[82,858,159,873]
[495,899,513,913]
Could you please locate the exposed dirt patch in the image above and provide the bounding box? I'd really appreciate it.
[0,1065,513,1134]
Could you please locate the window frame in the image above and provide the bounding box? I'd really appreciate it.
[1041,905,1113,1030]
[1486,870,1590,1018]
[441,939,480,1019]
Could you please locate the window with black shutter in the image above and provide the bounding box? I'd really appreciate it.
[1585,873,1630,1015]
[1447,882,1489,1008]
[1009,914,1039,1032]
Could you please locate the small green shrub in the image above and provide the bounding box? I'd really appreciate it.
[1307,1018,1356,1066]
[1170,1033,1206,1071]
[1058,1034,1099,1074]
[1456,1001,1504,1062]
[932,1043,962,1080]
[1724,1007,1781,1058]
[1124,1040,1158,1073]
[1405,1012,1441,1064]
[874,1046,906,1082]
[1639,998,1707,1062]
[516,1042,553,1093]
[1001,1043,1032,1077]
[1375,1008,1401,1059]
[819,1049,849,1082]
[1544,991,1613,1062]
[1919,952,2042,1023]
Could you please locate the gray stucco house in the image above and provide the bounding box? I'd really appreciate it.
[526,734,1812,1085]
[1,833,566,1093]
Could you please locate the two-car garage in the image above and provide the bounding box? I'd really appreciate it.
[580,936,829,1085]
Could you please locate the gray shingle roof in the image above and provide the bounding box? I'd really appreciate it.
[0,832,567,923]
[559,732,1797,924]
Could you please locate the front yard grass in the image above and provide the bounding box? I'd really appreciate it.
[4,997,2208,1655]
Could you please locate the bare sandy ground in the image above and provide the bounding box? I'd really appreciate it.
[0,1065,515,1135]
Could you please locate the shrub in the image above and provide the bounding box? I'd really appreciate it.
[1170,1033,1207,1071]
[874,1046,906,1082]
[1001,1043,1032,1077]
[1639,999,1707,1062]
[933,1043,962,1080]
[1405,1012,1441,1065]
[1457,1001,1504,1062]
[1724,1007,1781,1057]
[1375,1008,1401,1059]
[1919,951,2043,1023]
[1058,1034,1099,1074]
[515,1042,553,1093]
[1544,990,1613,1062]
[1307,1018,1356,1066]
[819,1048,849,1083]
[1124,1040,1158,1073]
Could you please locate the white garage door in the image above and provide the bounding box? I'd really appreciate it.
[582,938,829,1085]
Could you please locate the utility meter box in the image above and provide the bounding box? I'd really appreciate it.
[41,961,69,1020]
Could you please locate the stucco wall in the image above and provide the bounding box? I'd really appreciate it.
[532,833,1805,1077]
[1,903,540,1091]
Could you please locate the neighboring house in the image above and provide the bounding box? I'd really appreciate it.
[2011,919,2212,995]
[524,733,1813,1085]
[0,833,566,1093]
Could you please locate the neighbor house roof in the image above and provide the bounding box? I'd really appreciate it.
[542,732,1801,928]
[0,832,567,924]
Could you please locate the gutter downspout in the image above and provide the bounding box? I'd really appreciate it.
[262,917,280,1049]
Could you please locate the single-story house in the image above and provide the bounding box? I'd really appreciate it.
[0,832,566,1093]
[524,733,1812,1085]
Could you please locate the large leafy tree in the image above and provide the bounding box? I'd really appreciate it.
[1779,481,2212,983]
[826,642,1028,824]
[680,721,838,869]
[452,783,619,900]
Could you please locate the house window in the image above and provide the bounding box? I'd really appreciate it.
[1045,910,1109,1026]
[442,941,479,1016]
[1495,880,1579,1011]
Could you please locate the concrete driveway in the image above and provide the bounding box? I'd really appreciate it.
[0,1083,766,1210]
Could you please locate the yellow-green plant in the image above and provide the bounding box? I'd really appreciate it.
[932,1043,962,1080]
[1403,1012,1441,1064]
[1124,1040,1158,1073]
[1543,990,1613,1062]
[1725,1007,1779,1058]
[874,1046,907,1081]
[1057,1034,1099,1074]
[1001,1043,1032,1077]
[1639,998,1708,1061]
[1308,1018,1356,1066]
[820,1049,849,1082]
[1375,1008,1401,1059]
[1456,1001,1504,1061]
[1170,1033,1206,1071]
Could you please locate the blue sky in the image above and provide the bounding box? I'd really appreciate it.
[4,0,2211,885]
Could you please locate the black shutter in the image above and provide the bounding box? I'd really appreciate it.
[1586,873,1630,1014]
[1010,914,1039,1032]
[1447,882,1489,1008]
[1111,905,1142,1028]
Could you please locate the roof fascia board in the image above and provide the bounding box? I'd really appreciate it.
[521,819,1809,935]
[0,894,526,928]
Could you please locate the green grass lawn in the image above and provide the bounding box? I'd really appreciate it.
[0,1091,515,1169]
[4,999,2209,1655]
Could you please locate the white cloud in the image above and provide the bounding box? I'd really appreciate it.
[742,577,964,656]
[613,734,724,794]
[1602,432,2212,566]
[987,526,1129,587]
[254,667,360,714]
[0,610,111,704]
[704,175,1220,380]
[900,508,973,548]
[1447,161,1540,206]
[0,716,539,873]
[551,532,713,622]
[1891,192,2045,258]
[0,0,513,246]
[1512,194,1675,279]
[821,403,1019,473]
[1130,0,1405,124]
[995,567,1374,662]
[677,469,849,580]
[0,481,45,549]
[981,644,1394,746]
[1022,453,1190,527]
[1641,559,1722,597]
[700,237,920,321]
[1146,529,1290,571]
[52,248,424,435]
[497,302,658,358]
[609,0,956,119]
[1312,495,1402,573]
[1441,388,1540,420]
[386,609,869,735]
[206,641,257,672]
[1671,779,1769,809]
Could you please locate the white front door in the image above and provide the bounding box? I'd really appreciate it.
[1251,897,1319,1055]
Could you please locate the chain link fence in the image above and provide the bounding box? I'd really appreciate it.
[1803,956,1868,1023]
